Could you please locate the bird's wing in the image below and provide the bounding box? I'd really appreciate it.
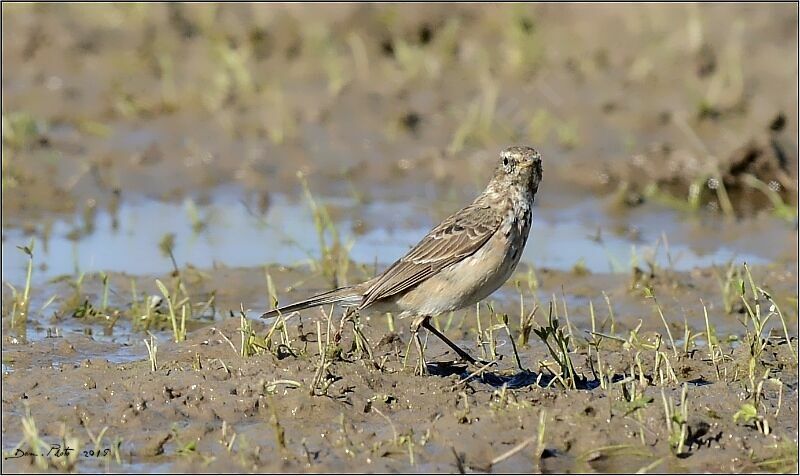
[360,201,502,308]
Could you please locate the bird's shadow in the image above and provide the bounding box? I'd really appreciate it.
[426,361,604,390]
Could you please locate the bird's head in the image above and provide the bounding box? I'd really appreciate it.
[492,145,543,195]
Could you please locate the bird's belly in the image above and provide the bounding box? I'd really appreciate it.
[393,229,525,317]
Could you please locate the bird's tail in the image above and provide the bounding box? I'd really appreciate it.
[259,286,362,320]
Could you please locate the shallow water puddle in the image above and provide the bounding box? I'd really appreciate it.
[1,189,776,286]
[530,199,776,273]
[1,191,423,284]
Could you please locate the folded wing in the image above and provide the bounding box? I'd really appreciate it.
[360,202,501,309]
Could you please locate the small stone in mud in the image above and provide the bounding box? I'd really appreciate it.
[769,112,786,132]
[249,27,274,60]
[380,38,394,57]
[401,112,421,134]
[695,43,717,77]
[601,101,617,113]
[418,23,434,45]
[540,448,559,459]
[519,16,534,33]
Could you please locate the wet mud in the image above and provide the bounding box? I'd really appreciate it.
[2,3,798,473]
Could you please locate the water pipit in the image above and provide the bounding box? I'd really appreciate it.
[261,146,542,374]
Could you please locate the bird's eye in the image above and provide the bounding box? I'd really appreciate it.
[503,157,509,167]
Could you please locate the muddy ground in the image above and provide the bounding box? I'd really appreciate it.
[2,3,798,473]
[2,263,799,473]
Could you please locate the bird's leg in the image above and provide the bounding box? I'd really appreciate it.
[421,317,483,365]
[410,315,428,376]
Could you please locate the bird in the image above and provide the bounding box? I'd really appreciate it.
[261,146,543,374]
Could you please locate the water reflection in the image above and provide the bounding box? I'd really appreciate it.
[2,189,773,286]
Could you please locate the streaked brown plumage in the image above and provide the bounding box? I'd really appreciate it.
[261,145,543,373]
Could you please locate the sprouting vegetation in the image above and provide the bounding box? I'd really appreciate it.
[2,3,797,473]
[298,173,354,289]
[6,239,35,329]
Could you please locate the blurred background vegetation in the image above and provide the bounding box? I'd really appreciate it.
[3,3,796,227]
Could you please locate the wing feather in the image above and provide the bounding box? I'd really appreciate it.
[360,202,501,308]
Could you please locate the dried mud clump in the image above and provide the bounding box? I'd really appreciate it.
[722,115,794,195]
[603,114,797,216]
